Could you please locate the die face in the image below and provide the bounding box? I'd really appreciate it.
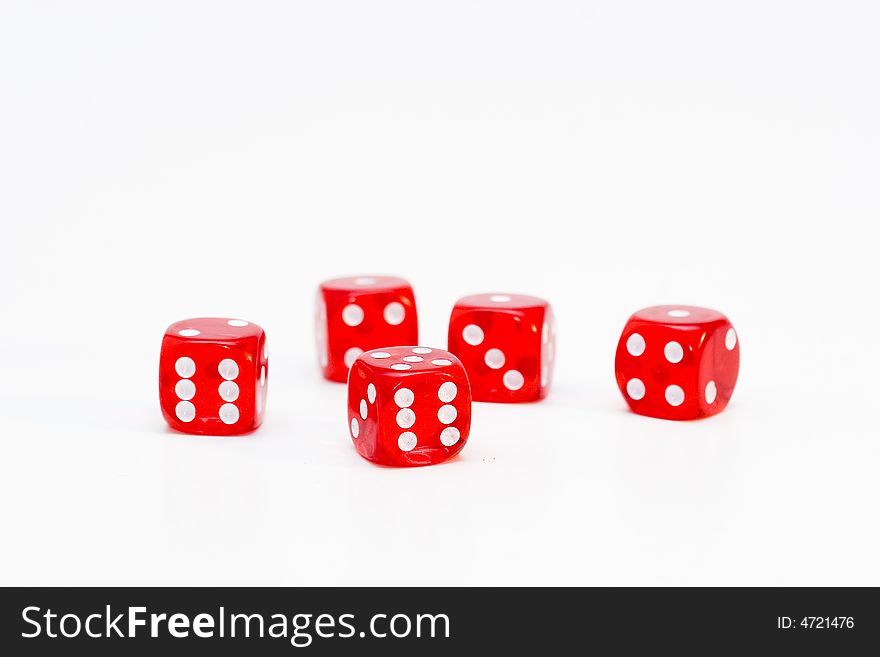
[447,293,554,403]
[316,275,418,382]
[539,306,557,396]
[347,346,471,467]
[614,305,739,420]
[159,318,268,435]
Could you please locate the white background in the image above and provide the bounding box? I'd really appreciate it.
[1,1,878,586]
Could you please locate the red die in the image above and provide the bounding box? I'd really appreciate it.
[159,318,268,435]
[447,293,555,403]
[315,276,418,383]
[347,346,471,467]
[614,305,739,420]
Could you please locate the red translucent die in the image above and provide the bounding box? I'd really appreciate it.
[316,276,418,383]
[447,293,555,403]
[159,318,268,435]
[347,346,471,466]
[614,305,739,420]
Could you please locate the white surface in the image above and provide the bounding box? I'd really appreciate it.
[1,1,878,586]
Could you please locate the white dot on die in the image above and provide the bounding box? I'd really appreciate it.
[175,401,196,423]
[484,348,505,370]
[490,295,512,302]
[175,379,196,401]
[391,363,411,371]
[354,277,376,285]
[178,329,200,337]
[412,347,432,354]
[360,399,368,420]
[626,333,645,357]
[437,405,457,424]
[219,403,240,424]
[218,359,239,381]
[398,432,417,452]
[462,324,484,346]
[371,352,391,359]
[260,366,266,387]
[705,381,717,404]
[342,304,364,327]
[503,370,524,391]
[175,357,196,378]
[440,427,460,447]
[431,359,452,366]
[218,381,239,402]
[227,319,248,327]
[383,302,406,326]
[668,309,690,318]
[664,341,684,364]
[396,408,416,428]
[344,347,363,368]
[438,382,458,403]
[726,328,737,350]
[367,383,376,403]
[394,388,414,408]
[403,355,423,363]
[350,417,359,439]
[665,385,685,407]
[626,378,646,400]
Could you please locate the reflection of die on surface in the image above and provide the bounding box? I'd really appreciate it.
[347,346,471,467]
[447,293,555,403]
[159,318,268,435]
[614,305,740,421]
[315,275,418,383]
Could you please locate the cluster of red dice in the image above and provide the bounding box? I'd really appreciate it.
[158,275,740,467]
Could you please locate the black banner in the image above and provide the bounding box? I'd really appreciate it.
[1,587,876,654]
